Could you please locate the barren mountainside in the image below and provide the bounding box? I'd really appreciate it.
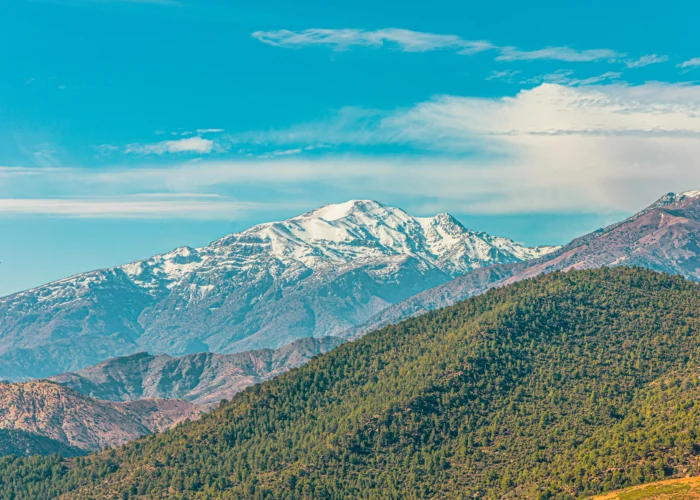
[49,336,343,407]
[0,200,555,380]
[0,381,201,452]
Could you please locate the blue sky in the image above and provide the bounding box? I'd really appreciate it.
[3,0,700,295]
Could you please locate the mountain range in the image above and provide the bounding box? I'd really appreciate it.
[0,200,556,380]
[2,268,699,498]
[3,190,700,464]
[48,336,342,407]
[348,190,700,336]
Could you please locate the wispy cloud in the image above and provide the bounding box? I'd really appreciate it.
[9,83,700,218]
[252,28,494,54]
[678,57,700,69]
[125,136,214,155]
[624,54,668,68]
[253,28,630,64]
[522,70,621,86]
[196,128,225,134]
[219,82,700,213]
[0,194,269,219]
[486,70,520,82]
[496,46,622,62]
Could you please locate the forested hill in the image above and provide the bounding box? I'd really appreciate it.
[3,267,700,499]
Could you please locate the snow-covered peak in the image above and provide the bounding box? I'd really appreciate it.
[301,200,390,222]
[9,200,560,303]
[644,191,700,214]
[203,200,558,281]
[676,190,700,200]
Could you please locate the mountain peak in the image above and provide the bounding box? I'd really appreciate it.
[302,200,388,222]
[0,198,558,379]
[427,212,465,228]
[651,190,700,208]
[676,190,700,200]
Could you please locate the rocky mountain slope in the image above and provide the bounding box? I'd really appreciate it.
[348,190,700,337]
[0,381,200,452]
[2,268,700,498]
[0,200,556,380]
[49,336,342,407]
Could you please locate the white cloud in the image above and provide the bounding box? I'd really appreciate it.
[522,70,621,86]
[678,57,700,69]
[486,70,520,82]
[624,54,668,68]
[9,83,700,218]
[496,46,623,62]
[218,82,700,213]
[0,194,268,219]
[196,128,225,134]
[125,136,214,155]
[252,28,493,54]
[258,148,303,158]
[253,28,625,64]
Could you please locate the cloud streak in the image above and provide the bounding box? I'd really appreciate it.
[678,57,700,69]
[496,46,622,62]
[124,136,214,155]
[624,54,669,68]
[0,194,270,219]
[253,28,631,64]
[521,70,622,86]
[252,28,494,54]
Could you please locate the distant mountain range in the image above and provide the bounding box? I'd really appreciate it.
[0,381,200,452]
[0,200,556,380]
[49,336,342,407]
[348,191,700,337]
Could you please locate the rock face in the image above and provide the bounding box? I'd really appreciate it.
[0,200,556,380]
[49,336,343,407]
[349,191,700,337]
[0,381,201,452]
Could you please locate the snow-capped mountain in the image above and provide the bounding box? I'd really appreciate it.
[0,200,557,380]
[350,191,700,337]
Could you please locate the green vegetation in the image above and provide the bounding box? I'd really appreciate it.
[1,267,700,499]
[592,476,700,499]
[618,483,691,499]
[0,429,83,458]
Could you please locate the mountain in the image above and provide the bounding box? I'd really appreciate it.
[0,200,556,380]
[348,190,700,337]
[0,381,200,452]
[2,268,700,498]
[49,336,342,407]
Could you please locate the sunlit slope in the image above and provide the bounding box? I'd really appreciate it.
[592,477,700,499]
[1,268,700,498]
